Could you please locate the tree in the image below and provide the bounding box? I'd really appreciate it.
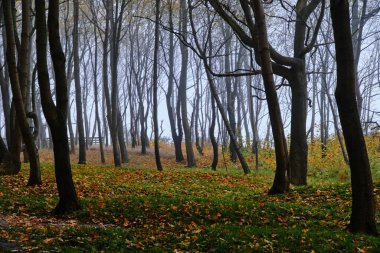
[187,1,250,174]
[0,3,20,176]
[207,0,289,192]
[73,0,87,164]
[0,5,11,147]
[165,0,185,162]
[35,0,80,214]
[331,0,377,235]
[153,0,163,171]
[351,0,380,119]
[88,9,106,164]
[3,0,41,186]
[102,0,122,166]
[213,0,324,185]
[111,0,129,164]
[222,26,237,162]
[250,0,289,193]
[179,0,196,167]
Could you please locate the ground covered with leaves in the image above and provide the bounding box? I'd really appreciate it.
[0,139,380,252]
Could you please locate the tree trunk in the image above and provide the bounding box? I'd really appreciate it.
[51,123,81,214]
[204,70,250,174]
[102,0,121,166]
[331,0,377,235]
[91,23,105,164]
[3,0,41,186]
[251,0,289,194]
[223,27,237,162]
[153,0,163,171]
[289,68,308,185]
[209,95,218,171]
[73,0,86,164]
[179,0,196,167]
[36,0,80,214]
[117,111,129,163]
[0,9,12,146]
[165,3,184,161]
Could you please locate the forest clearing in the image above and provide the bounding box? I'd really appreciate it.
[1,0,380,251]
[1,139,380,252]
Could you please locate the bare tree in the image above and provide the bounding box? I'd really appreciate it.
[165,0,184,162]
[153,0,163,171]
[88,9,105,164]
[179,0,196,167]
[35,0,80,214]
[73,0,87,164]
[331,0,377,235]
[3,0,41,186]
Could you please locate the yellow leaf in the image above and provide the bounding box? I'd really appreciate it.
[123,218,129,227]
[192,229,202,234]
[43,238,54,244]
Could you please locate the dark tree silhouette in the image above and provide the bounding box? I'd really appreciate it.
[35,0,80,214]
[331,0,377,235]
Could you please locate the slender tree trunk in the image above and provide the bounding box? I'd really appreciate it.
[205,70,250,174]
[166,1,184,162]
[153,0,163,171]
[0,10,11,146]
[117,110,128,163]
[73,0,86,164]
[67,99,76,153]
[36,0,80,214]
[331,0,377,235]
[103,0,121,166]
[3,0,41,186]
[179,0,196,167]
[138,94,146,155]
[210,95,218,171]
[223,27,237,162]
[91,24,105,164]
[252,0,289,193]
[194,61,203,156]
[247,73,260,169]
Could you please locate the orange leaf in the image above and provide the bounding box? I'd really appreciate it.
[123,218,129,227]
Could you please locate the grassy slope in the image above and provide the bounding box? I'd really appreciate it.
[0,138,379,252]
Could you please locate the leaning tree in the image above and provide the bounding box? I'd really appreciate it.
[331,0,377,235]
[35,0,80,214]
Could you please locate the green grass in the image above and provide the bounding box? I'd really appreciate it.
[0,157,379,252]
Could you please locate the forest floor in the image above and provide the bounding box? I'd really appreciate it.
[0,138,380,252]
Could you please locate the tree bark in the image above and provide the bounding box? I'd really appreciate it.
[117,110,129,163]
[36,0,80,214]
[288,68,308,185]
[179,0,196,167]
[251,0,290,193]
[223,27,237,162]
[73,0,86,164]
[331,0,377,235]
[153,0,163,171]
[102,0,121,166]
[3,0,41,186]
[0,8,11,146]
[93,29,105,164]
[166,0,184,162]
